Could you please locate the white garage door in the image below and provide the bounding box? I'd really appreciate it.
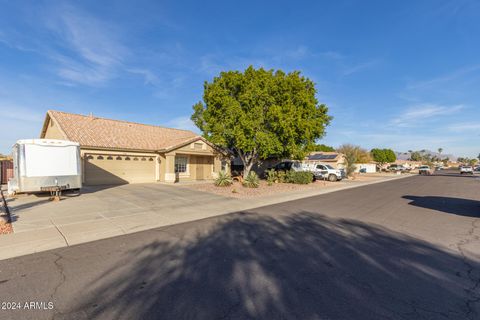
[84,154,156,185]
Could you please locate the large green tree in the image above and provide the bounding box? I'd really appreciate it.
[312,144,336,152]
[192,66,332,176]
[371,148,396,168]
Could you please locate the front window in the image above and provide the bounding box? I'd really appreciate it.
[175,156,188,173]
[325,165,334,169]
[221,160,227,171]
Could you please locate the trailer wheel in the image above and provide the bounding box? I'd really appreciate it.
[64,189,81,197]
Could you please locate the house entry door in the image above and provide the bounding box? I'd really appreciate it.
[196,156,204,180]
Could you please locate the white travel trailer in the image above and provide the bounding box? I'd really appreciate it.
[8,139,82,194]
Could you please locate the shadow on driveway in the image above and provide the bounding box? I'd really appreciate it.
[66,212,479,320]
[403,195,480,217]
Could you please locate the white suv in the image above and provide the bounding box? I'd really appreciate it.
[460,166,474,174]
[312,164,343,182]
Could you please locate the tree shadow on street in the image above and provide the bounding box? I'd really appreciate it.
[67,211,480,320]
[403,195,480,217]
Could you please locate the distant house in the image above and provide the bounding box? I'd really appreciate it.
[40,110,230,185]
[394,159,422,169]
[304,152,347,169]
[354,163,377,173]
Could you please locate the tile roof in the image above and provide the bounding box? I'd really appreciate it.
[43,110,201,151]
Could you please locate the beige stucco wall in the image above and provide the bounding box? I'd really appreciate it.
[162,140,229,183]
[158,154,166,182]
[43,119,66,140]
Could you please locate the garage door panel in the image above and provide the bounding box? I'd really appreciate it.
[85,155,155,185]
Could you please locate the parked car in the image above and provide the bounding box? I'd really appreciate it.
[418,165,432,175]
[312,164,343,182]
[266,161,343,182]
[266,161,316,181]
[474,166,480,172]
[460,166,474,174]
[267,161,300,173]
[387,164,406,172]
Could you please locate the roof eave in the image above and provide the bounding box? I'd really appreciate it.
[159,136,230,156]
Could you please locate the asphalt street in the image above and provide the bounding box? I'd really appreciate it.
[0,170,479,320]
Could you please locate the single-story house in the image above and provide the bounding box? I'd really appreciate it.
[304,152,347,169]
[40,110,230,185]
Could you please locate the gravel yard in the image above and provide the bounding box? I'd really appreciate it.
[183,173,407,199]
[0,222,12,234]
[183,179,346,199]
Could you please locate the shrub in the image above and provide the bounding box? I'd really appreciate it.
[286,170,313,184]
[266,169,277,185]
[243,171,260,188]
[276,171,287,183]
[214,171,233,187]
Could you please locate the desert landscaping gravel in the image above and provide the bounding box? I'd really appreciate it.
[183,180,344,198]
[0,222,12,234]
[183,173,407,199]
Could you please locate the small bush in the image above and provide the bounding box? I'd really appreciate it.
[243,171,260,188]
[276,171,287,183]
[266,169,277,185]
[286,170,313,184]
[285,170,295,183]
[214,171,233,187]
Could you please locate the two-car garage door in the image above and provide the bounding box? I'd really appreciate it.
[84,154,156,185]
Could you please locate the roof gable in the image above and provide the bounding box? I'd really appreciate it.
[41,110,200,152]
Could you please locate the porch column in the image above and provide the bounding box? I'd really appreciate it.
[155,155,160,181]
[165,154,176,183]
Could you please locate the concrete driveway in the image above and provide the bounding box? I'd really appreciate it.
[4,183,242,250]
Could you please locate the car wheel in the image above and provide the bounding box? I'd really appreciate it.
[328,174,337,182]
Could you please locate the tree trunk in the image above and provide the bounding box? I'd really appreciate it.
[243,162,254,177]
[237,149,257,178]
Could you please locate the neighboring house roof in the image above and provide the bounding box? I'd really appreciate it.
[40,110,205,152]
[306,152,344,162]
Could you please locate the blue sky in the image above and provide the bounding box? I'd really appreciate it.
[0,0,478,157]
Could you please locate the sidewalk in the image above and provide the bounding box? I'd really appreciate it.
[0,174,412,261]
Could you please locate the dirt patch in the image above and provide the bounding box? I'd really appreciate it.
[183,179,344,199]
[0,222,12,234]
